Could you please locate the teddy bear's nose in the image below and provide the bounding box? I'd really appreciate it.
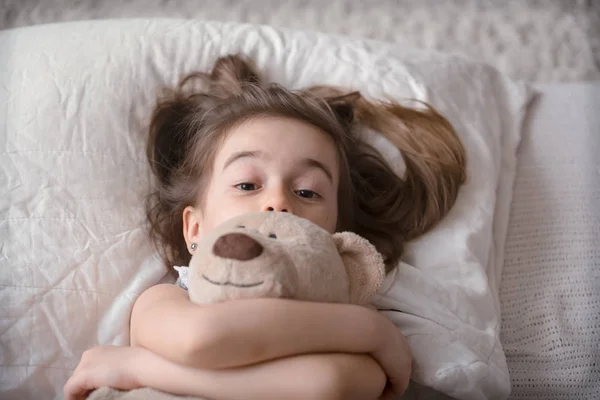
[212,233,264,261]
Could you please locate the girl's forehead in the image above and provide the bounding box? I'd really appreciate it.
[214,116,340,168]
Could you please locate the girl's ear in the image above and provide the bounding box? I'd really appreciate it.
[332,232,385,305]
[183,206,203,254]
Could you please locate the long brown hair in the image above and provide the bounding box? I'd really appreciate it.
[146,55,466,273]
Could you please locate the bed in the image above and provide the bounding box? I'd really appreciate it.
[0,19,598,400]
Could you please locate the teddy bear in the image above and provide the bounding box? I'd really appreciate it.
[89,211,385,400]
[181,211,386,306]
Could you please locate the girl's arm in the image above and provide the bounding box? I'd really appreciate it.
[130,284,411,394]
[64,345,387,400]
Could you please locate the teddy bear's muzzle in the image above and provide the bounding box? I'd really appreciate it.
[212,233,264,261]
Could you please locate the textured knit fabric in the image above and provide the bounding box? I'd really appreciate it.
[500,83,600,399]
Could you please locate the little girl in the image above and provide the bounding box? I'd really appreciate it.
[65,55,466,400]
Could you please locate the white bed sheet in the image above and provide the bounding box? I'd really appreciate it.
[500,82,600,399]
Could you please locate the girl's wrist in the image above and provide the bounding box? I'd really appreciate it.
[374,311,397,351]
[130,347,166,388]
[351,304,390,353]
[131,346,220,398]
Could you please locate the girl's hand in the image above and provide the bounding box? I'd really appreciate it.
[64,346,143,400]
[370,312,413,396]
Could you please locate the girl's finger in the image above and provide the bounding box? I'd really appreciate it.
[378,382,397,400]
[379,389,396,400]
[64,374,93,400]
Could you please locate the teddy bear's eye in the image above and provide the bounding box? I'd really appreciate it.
[268,233,277,239]
[236,225,246,229]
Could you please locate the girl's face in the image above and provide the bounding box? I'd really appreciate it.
[183,116,340,249]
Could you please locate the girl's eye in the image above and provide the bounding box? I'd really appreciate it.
[235,183,259,191]
[295,189,321,199]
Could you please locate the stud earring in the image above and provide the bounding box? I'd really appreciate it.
[190,242,197,251]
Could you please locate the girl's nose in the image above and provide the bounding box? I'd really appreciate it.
[263,188,293,213]
[266,206,289,212]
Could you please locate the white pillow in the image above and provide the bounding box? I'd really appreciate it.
[0,19,532,400]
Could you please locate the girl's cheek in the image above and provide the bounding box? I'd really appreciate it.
[221,196,257,216]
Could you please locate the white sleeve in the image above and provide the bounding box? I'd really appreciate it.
[173,266,190,291]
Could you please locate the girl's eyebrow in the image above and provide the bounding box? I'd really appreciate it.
[223,150,333,183]
[300,158,333,183]
[222,150,264,171]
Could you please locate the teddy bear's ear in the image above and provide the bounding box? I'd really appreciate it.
[332,232,386,305]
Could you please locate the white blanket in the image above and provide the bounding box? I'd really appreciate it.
[501,82,600,399]
[0,19,532,400]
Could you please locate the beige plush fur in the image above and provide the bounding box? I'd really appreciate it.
[188,212,385,305]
